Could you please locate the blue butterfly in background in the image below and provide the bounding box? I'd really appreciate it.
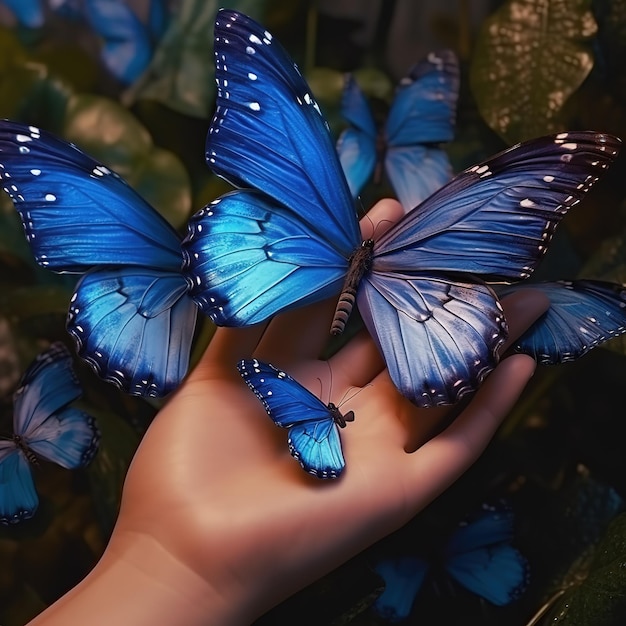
[0,120,198,397]
[237,358,354,479]
[0,342,100,525]
[336,50,459,212]
[500,279,626,363]
[181,9,621,408]
[373,502,529,622]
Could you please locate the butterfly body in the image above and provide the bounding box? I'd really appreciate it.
[237,358,352,479]
[182,10,620,407]
[0,120,198,397]
[0,343,100,524]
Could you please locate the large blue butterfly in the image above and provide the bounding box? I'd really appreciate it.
[237,358,353,479]
[0,120,198,397]
[0,342,100,525]
[373,502,529,622]
[181,9,621,408]
[502,279,626,363]
[336,50,459,212]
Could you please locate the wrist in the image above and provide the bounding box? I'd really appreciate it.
[27,528,253,626]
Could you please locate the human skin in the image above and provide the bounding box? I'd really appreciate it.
[27,199,547,626]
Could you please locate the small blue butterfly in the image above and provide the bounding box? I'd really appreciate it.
[181,9,621,408]
[374,502,529,622]
[501,279,626,363]
[0,119,198,397]
[337,50,459,212]
[237,358,353,479]
[0,342,100,525]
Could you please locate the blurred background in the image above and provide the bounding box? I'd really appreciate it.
[0,1,626,624]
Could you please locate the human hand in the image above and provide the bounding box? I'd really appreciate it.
[29,199,548,626]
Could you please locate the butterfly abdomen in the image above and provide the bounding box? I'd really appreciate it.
[13,435,37,465]
[331,240,374,335]
[328,403,355,428]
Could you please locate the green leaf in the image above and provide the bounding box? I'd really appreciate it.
[122,0,268,118]
[546,513,626,625]
[470,0,596,144]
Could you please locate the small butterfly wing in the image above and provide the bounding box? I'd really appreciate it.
[237,358,346,478]
[0,444,38,525]
[68,267,197,396]
[0,119,182,273]
[358,274,506,407]
[206,9,360,252]
[336,127,377,199]
[444,503,529,606]
[385,144,453,212]
[386,50,459,146]
[183,191,349,326]
[504,280,626,364]
[84,0,152,84]
[13,342,82,436]
[13,343,100,468]
[373,556,430,622]
[372,133,621,281]
[339,74,377,136]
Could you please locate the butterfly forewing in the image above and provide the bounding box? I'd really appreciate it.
[207,9,360,251]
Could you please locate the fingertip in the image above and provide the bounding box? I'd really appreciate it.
[360,198,404,239]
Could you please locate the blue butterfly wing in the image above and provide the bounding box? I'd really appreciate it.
[0,119,182,273]
[336,74,377,198]
[386,50,460,146]
[183,191,349,326]
[336,127,377,199]
[13,342,100,469]
[205,9,360,251]
[358,273,506,407]
[0,0,44,28]
[84,0,152,84]
[68,267,197,396]
[373,556,430,622]
[371,132,621,281]
[0,444,38,525]
[504,280,626,364]
[13,342,83,436]
[237,358,345,478]
[385,144,453,212]
[444,503,529,606]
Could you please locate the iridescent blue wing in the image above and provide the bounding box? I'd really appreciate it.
[68,268,197,396]
[385,144,453,212]
[183,191,350,326]
[386,50,459,146]
[0,120,196,397]
[444,503,529,606]
[13,343,100,468]
[336,127,377,199]
[373,556,430,623]
[0,0,44,27]
[371,133,621,281]
[0,120,182,272]
[357,274,506,407]
[336,74,377,198]
[504,280,626,364]
[205,9,360,251]
[237,358,345,478]
[0,443,38,525]
[84,0,153,84]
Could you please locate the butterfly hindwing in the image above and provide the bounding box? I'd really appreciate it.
[358,273,506,406]
[68,268,197,396]
[504,280,626,363]
[237,358,346,478]
[183,190,351,326]
[0,444,38,524]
